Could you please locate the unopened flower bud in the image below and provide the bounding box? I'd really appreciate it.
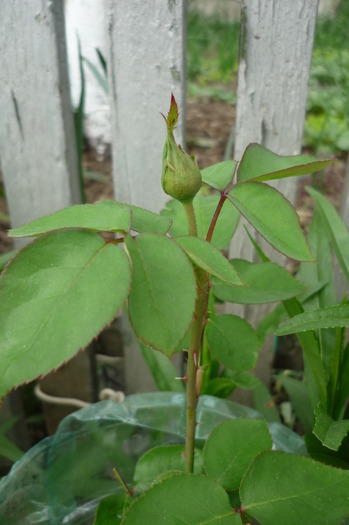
[161,94,202,202]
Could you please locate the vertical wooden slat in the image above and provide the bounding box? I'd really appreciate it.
[0,0,81,240]
[105,0,187,393]
[229,0,319,392]
[105,0,187,213]
[0,1,93,430]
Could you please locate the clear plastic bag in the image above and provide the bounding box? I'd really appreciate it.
[0,393,305,524]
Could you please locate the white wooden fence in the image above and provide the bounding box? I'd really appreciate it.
[1,0,346,420]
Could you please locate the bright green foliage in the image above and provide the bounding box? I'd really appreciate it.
[314,404,349,451]
[9,200,132,237]
[175,236,243,285]
[0,417,23,463]
[134,445,203,492]
[124,233,197,355]
[275,373,313,434]
[203,419,272,490]
[9,200,171,238]
[214,259,303,304]
[307,186,349,283]
[253,382,281,423]
[206,315,259,371]
[240,451,349,525]
[161,194,240,249]
[276,304,349,334]
[122,474,240,525]
[229,182,314,261]
[0,126,341,524]
[237,143,333,183]
[202,372,260,398]
[0,231,131,401]
[130,205,172,234]
[138,342,184,393]
[200,160,237,190]
[94,493,130,525]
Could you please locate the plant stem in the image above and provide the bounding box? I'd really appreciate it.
[206,194,227,243]
[181,198,209,473]
[182,199,198,236]
[185,268,208,473]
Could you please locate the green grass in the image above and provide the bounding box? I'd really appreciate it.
[187,1,349,153]
[304,0,349,153]
[187,10,240,86]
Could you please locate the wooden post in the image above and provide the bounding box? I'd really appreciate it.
[229,0,319,395]
[0,1,81,239]
[105,0,187,392]
[0,1,94,432]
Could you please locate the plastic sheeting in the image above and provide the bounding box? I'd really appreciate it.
[0,393,305,524]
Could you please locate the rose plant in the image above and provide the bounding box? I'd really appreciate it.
[0,95,348,524]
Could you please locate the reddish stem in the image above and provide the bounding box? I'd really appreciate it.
[206,193,227,243]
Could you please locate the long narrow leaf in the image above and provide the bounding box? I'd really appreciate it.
[276,304,349,335]
[307,186,349,285]
[281,298,327,408]
[139,341,184,393]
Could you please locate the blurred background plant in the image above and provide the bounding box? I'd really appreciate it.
[187,0,349,155]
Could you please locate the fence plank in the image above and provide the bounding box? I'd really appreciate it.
[0,0,81,239]
[106,1,187,393]
[0,1,93,429]
[229,0,319,393]
[105,0,186,214]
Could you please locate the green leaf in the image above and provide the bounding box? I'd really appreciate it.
[214,259,303,304]
[125,233,196,355]
[282,297,327,408]
[9,200,131,237]
[130,205,171,234]
[138,341,184,393]
[307,185,349,284]
[201,378,237,398]
[200,160,237,191]
[275,373,314,434]
[229,182,313,261]
[94,493,129,525]
[161,194,239,249]
[298,212,337,369]
[83,55,108,95]
[314,403,349,451]
[0,250,17,272]
[0,231,131,400]
[206,315,259,371]
[134,445,203,492]
[122,474,240,524]
[328,325,347,419]
[202,373,260,399]
[276,304,349,335]
[237,143,333,183]
[240,451,349,525]
[253,382,281,423]
[203,419,272,490]
[257,304,287,343]
[175,236,243,285]
[222,370,261,390]
[305,433,349,469]
[0,417,23,463]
